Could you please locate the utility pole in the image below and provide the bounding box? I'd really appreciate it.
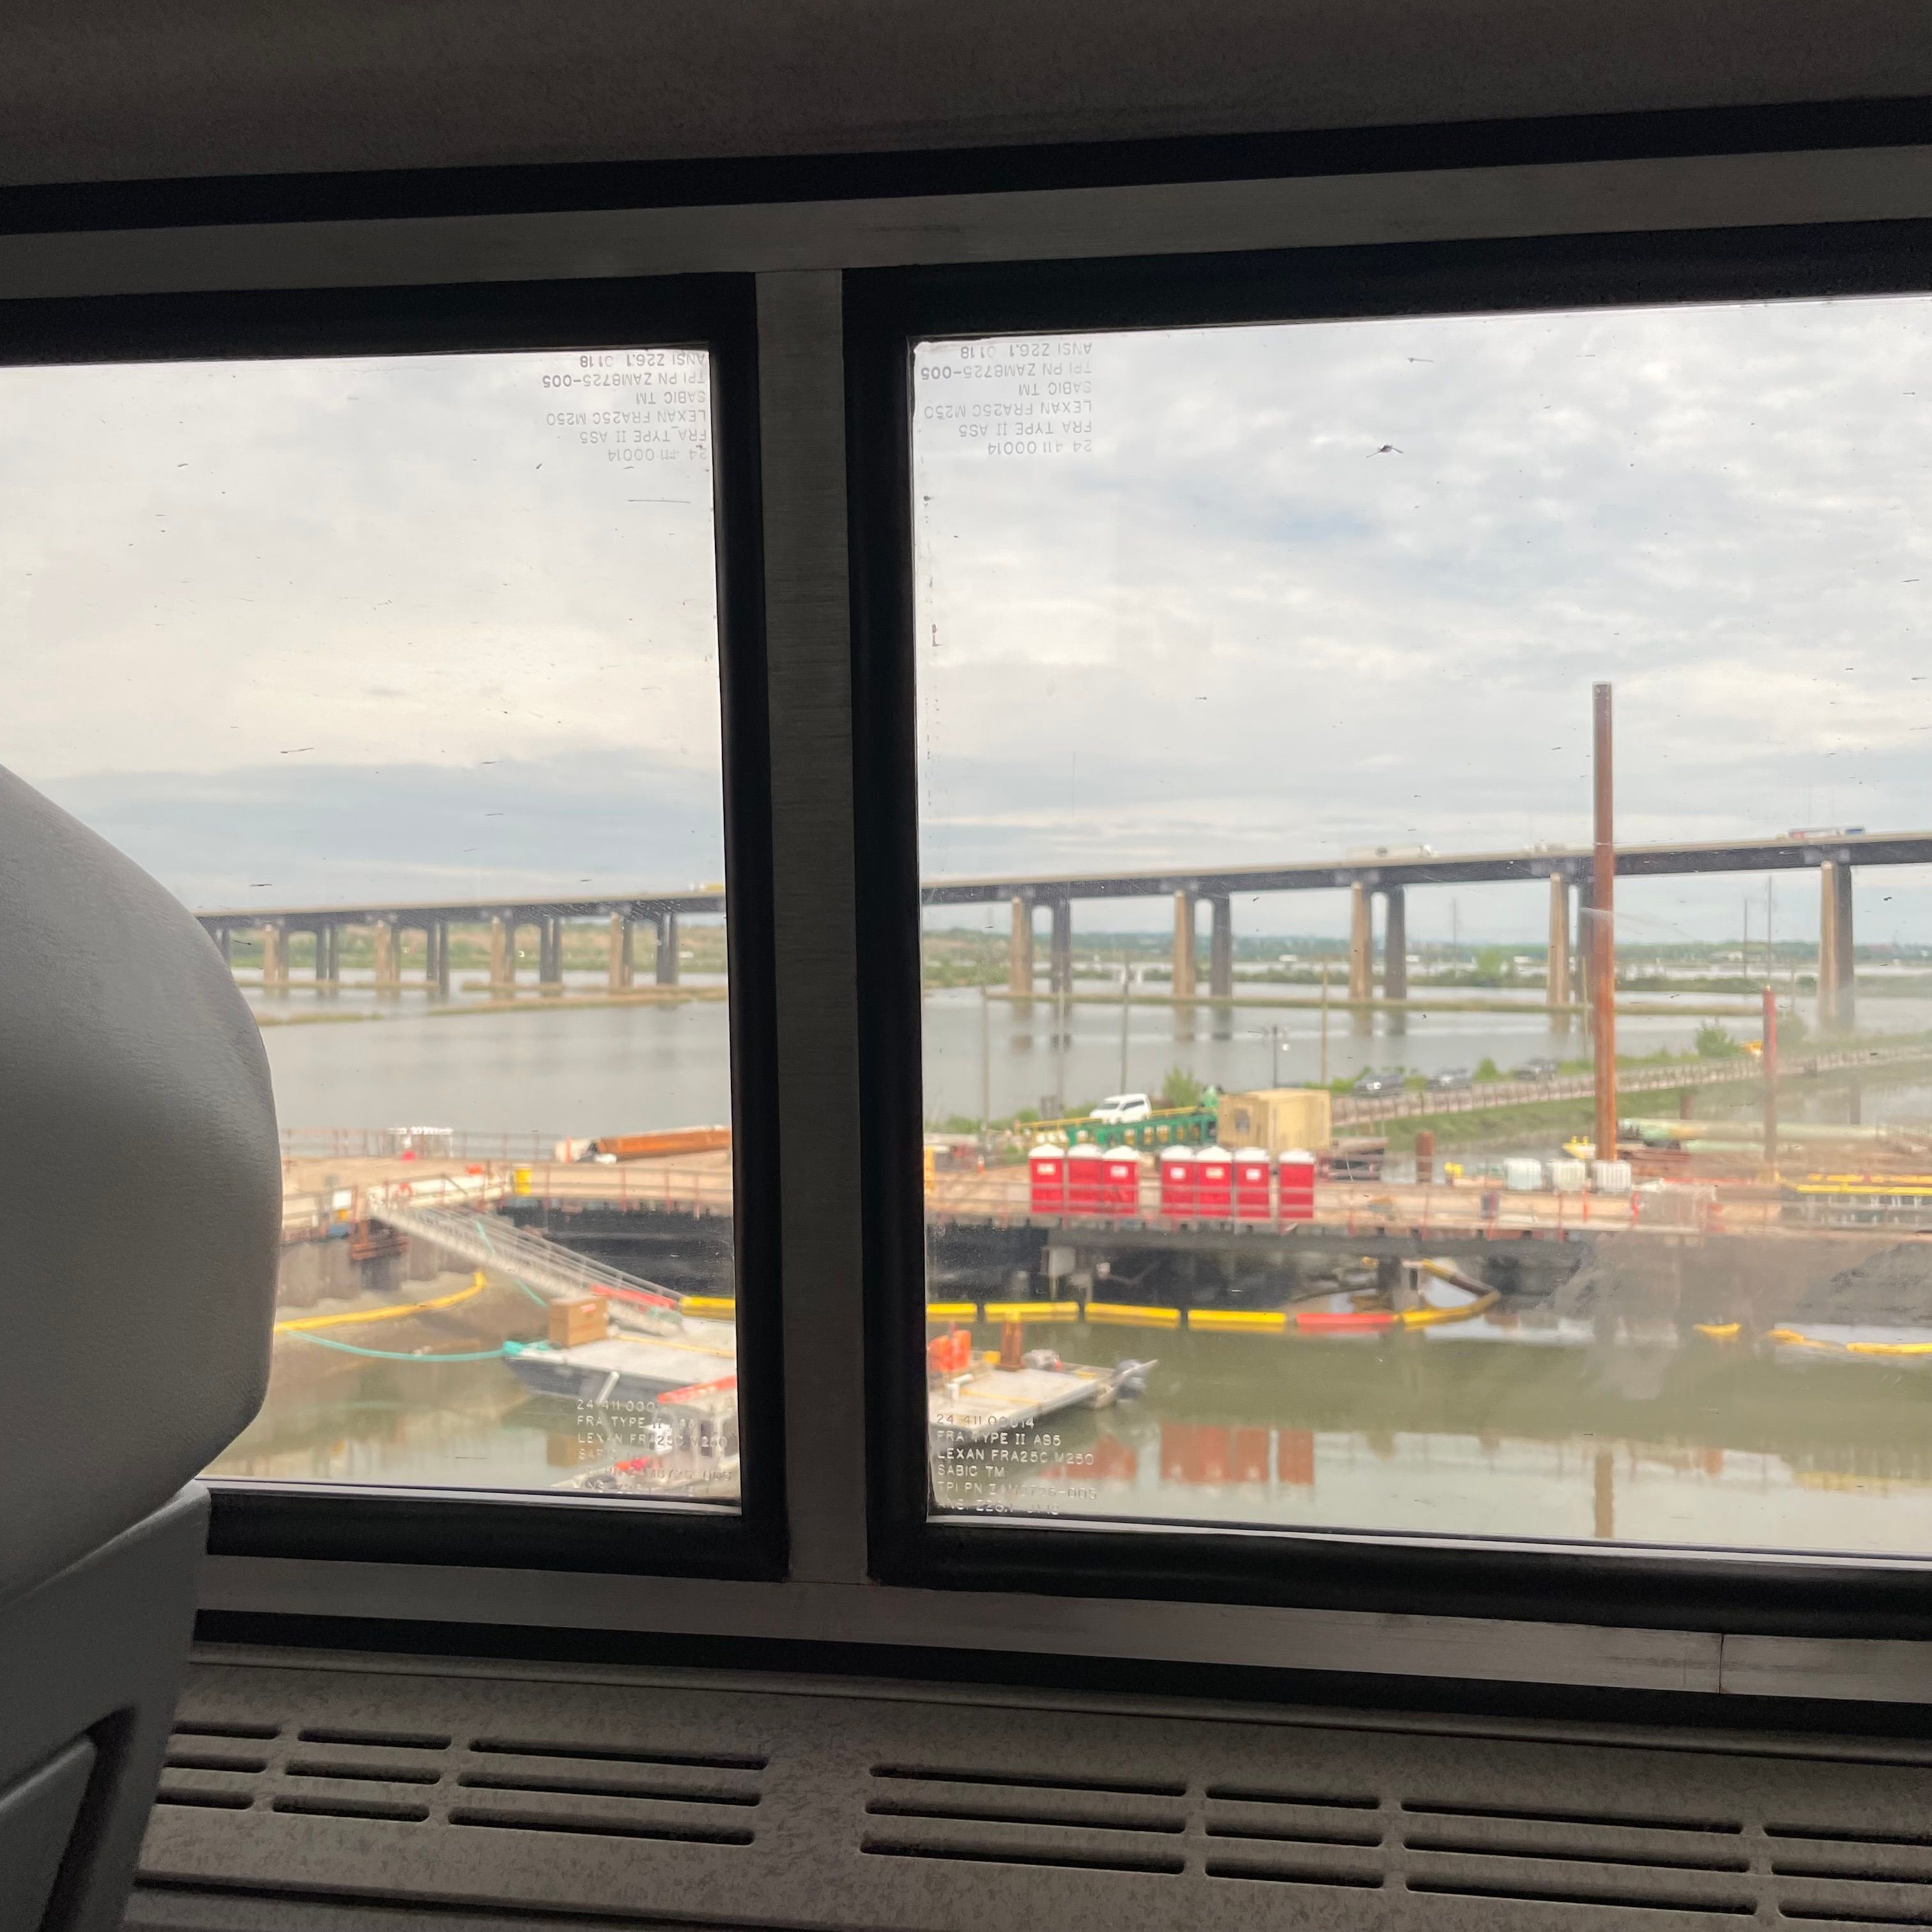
[1762,981,1779,1174]
[1319,960,1331,1085]
[1054,978,1067,1119]
[979,983,992,1136]
[1591,682,1618,1163]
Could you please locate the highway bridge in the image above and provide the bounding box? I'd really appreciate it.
[201,828,1922,1027]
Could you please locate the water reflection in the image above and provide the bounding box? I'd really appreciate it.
[928,1315,1932,1554]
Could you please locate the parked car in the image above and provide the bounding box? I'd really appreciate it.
[1089,1092,1153,1123]
[1510,1057,1560,1080]
[1429,1066,1472,1091]
[1351,1068,1407,1098]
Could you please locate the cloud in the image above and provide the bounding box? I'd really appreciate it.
[7,306,1932,946]
[0,348,720,785]
[913,299,1932,939]
[39,749,727,910]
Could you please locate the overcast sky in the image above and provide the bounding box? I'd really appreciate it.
[5,301,1931,945]
[914,296,1932,946]
[1,347,724,908]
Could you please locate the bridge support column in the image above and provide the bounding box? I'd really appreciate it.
[1172,891,1196,1039]
[213,927,233,967]
[1171,891,1197,999]
[261,922,288,992]
[1048,898,1073,996]
[1547,875,1571,1031]
[372,919,401,994]
[426,921,450,998]
[1207,894,1234,1038]
[489,915,513,998]
[1381,887,1407,1000]
[316,923,339,990]
[656,910,680,986]
[1575,880,1595,1029]
[1348,884,1374,1036]
[539,916,565,995]
[609,914,634,990]
[1208,894,1234,1000]
[1820,861,1855,1034]
[1008,896,1034,997]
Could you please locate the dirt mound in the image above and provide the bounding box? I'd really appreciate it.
[1795,1243,1932,1326]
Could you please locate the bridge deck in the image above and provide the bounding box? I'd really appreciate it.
[204,827,1932,930]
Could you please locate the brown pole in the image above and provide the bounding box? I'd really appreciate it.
[1592,683,1617,1163]
[1762,982,1779,1174]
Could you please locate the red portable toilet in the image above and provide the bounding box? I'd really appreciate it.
[1233,1147,1273,1221]
[1066,1141,1105,1216]
[1194,1143,1234,1220]
[1028,1142,1066,1216]
[1278,1149,1316,1222]
[1103,1147,1143,1218]
[1158,1146,1195,1220]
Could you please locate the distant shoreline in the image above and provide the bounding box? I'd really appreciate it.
[249,984,728,1028]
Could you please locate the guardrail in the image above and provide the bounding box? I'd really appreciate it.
[280,1160,737,1242]
[369,1198,686,1324]
[919,1169,1687,1236]
[1333,1041,1932,1126]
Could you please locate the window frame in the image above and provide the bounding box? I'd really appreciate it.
[847,217,1932,1638]
[0,273,788,1581]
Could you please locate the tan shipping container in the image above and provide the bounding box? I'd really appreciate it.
[548,1296,609,1349]
[1217,1087,1333,1154]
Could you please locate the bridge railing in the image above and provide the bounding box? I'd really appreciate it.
[280,1160,739,1238]
[507,1162,737,1216]
[917,1167,1670,1236]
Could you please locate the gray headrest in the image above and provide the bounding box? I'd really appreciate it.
[0,767,279,1607]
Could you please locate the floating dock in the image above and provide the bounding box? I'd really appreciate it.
[503,1319,735,1405]
[928,1359,1147,1448]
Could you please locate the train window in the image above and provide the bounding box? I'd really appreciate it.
[902,284,1932,1563]
[1,295,772,1549]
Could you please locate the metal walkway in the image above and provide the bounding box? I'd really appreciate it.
[367,1199,685,1335]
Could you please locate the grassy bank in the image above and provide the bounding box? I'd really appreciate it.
[1380,1097,1596,1153]
[1378,1045,1932,1154]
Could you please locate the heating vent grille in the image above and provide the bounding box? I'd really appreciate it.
[155,1710,764,1850]
[1394,1798,1756,1919]
[864,1763,1188,1874]
[134,1655,1932,1931]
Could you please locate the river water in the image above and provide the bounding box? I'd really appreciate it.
[256,970,1897,1134]
[231,976,1932,1560]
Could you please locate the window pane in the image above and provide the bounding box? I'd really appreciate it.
[915,302,1932,1556]
[6,346,740,1506]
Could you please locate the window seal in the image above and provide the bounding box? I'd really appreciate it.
[0,272,785,1581]
[5,95,1932,237]
[846,216,1932,1635]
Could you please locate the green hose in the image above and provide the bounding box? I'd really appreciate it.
[280,1330,510,1363]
